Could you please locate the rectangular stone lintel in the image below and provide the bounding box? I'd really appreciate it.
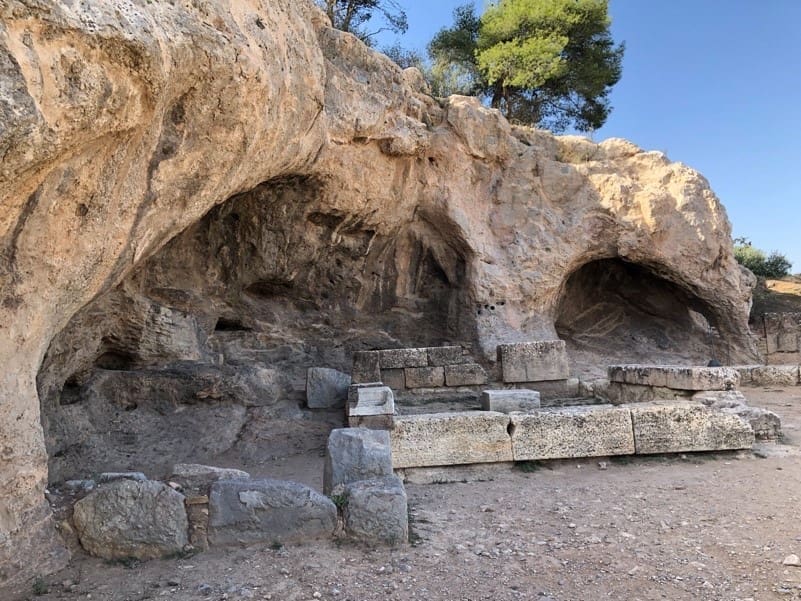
[390,412,513,469]
[426,346,464,366]
[628,401,754,454]
[510,405,635,461]
[608,365,669,388]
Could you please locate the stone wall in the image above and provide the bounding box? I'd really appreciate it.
[753,313,801,364]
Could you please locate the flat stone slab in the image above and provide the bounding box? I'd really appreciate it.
[498,340,570,383]
[324,428,393,495]
[169,463,250,494]
[208,479,336,546]
[481,389,541,413]
[628,402,754,454]
[733,364,800,387]
[343,476,408,545]
[510,405,635,461]
[608,365,739,391]
[390,411,513,469]
[306,367,351,409]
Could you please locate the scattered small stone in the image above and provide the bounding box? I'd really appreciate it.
[598,461,608,470]
[783,554,801,567]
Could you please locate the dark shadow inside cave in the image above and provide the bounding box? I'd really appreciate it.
[555,258,724,377]
[36,176,475,487]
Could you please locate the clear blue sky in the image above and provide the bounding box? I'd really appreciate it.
[375,1,801,272]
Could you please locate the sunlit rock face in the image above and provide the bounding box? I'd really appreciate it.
[0,0,755,592]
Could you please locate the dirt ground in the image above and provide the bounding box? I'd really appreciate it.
[20,388,801,601]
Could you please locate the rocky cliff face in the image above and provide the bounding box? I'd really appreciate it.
[0,0,756,593]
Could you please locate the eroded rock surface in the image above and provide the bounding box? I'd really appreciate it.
[0,0,759,591]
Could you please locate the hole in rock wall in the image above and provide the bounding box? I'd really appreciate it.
[555,258,723,377]
[36,175,475,487]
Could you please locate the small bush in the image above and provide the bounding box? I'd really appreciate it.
[734,241,792,279]
[32,577,48,596]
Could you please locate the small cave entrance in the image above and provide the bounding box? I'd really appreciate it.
[555,259,722,374]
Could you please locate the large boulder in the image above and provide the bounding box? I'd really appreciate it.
[72,480,188,560]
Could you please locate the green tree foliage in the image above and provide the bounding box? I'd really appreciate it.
[734,239,792,279]
[318,0,408,45]
[429,0,624,132]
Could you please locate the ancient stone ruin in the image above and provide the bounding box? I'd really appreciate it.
[0,0,795,596]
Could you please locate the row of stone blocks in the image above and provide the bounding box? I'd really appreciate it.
[389,402,756,469]
[67,456,407,562]
[352,346,487,389]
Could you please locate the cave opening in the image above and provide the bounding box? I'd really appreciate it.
[555,258,723,376]
[36,176,475,487]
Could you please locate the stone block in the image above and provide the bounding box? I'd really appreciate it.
[169,463,250,494]
[73,480,188,560]
[734,364,799,387]
[380,368,406,390]
[608,365,668,388]
[480,389,541,413]
[629,402,754,454]
[208,479,336,546]
[510,406,635,461]
[352,351,380,384]
[379,348,428,369]
[347,384,394,417]
[533,377,581,401]
[664,366,740,391]
[405,366,445,388]
[444,363,487,386]
[96,472,147,484]
[343,476,408,545]
[390,411,513,468]
[427,346,463,366]
[603,382,691,404]
[323,428,393,495]
[306,367,351,409]
[497,340,569,383]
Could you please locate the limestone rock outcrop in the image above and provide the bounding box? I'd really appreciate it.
[0,0,757,592]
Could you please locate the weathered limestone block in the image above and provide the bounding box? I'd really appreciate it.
[510,406,635,460]
[480,389,541,413]
[306,367,351,409]
[603,382,692,404]
[427,346,463,366]
[72,480,188,560]
[208,479,336,546]
[96,472,147,484]
[497,341,569,383]
[379,348,428,369]
[169,463,250,494]
[347,384,395,428]
[629,402,754,454]
[533,377,581,401]
[343,476,408,545]
[693,391,782,442]
[405,366,445,388]
[444,363,487,386]
[608,365,669,388]
[390,412,513,468]
[733,365,799,387]
[664,367,740,391]
[352,352,381,384]
[381,368,406,390]
[323,428,393,495]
